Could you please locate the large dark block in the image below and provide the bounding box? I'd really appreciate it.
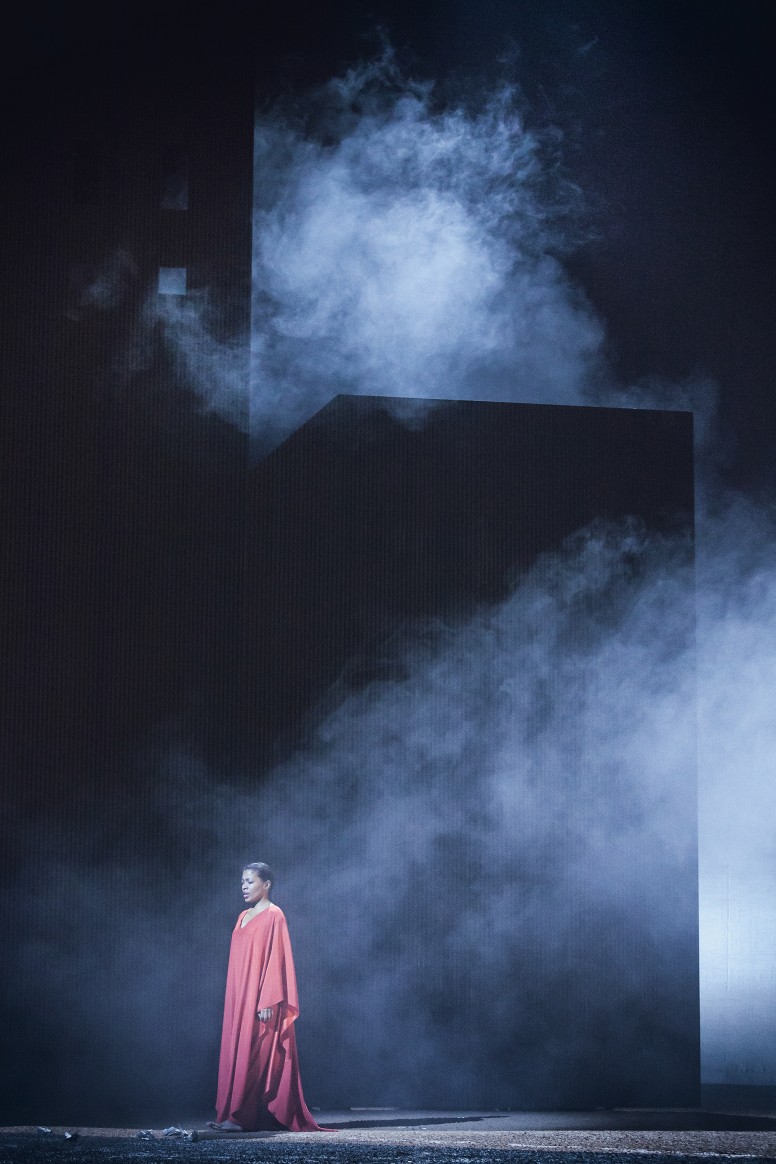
[242,395,698,1110]
[244,394,694,751]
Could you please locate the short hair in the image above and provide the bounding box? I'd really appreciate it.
[243,861,273,889]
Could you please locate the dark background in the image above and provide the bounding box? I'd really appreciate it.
[3,0,774,484]
[0,0,772,1128]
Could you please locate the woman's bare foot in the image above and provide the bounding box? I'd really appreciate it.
[207,1120,244,1132]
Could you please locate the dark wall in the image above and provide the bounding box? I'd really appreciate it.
[0,19,254,1126]
[241,395,698,1109]
[244,395,694,758]
[0,0,718,1122]
[0,394,698,1121]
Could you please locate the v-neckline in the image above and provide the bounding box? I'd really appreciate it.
[240,903,272,929]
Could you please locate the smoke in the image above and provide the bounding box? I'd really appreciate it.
[258,518,701,1106]
[149,48,776,1093]
[152,290,249,430]
[6,46,776,1123]
[695,498,776,1086]
[159,51,605,450]
[3,515,703,1117]
[7,487,776,1116]
[65,250,138,320]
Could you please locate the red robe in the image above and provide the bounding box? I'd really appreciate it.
[215,902,323,1132]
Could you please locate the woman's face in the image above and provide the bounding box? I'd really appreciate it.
[242,869,270,905]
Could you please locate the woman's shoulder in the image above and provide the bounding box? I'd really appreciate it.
[268,902,286,921]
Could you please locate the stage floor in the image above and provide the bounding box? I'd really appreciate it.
[4,1108,776,1162]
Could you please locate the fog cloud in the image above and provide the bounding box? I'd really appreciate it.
[158,52,605,449]
[146,53,776,1088]
[5,515,704,1115]
[8,478,776,1118]
[8,47,776,1123]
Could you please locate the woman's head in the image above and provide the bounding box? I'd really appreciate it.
[241,862,273,905]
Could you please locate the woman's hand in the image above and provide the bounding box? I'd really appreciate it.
[257,1007,273,1022]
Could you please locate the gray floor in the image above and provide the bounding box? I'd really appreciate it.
[315,1107,776,1131]
[6,1106,776,1162]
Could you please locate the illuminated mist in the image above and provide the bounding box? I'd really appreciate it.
[158,51,776,1096]
[162,52,604,450]
[158,60,776,1093]
[5,49,776,1124]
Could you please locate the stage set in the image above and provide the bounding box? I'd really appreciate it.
[0,388,744,1152]
[3,3,774,1162]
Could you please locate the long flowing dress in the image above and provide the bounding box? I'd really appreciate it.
[215,902,324,1131]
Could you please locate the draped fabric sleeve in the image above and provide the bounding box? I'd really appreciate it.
[256,909,300,1035]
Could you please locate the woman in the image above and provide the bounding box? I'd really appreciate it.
[210,862,325,1132]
